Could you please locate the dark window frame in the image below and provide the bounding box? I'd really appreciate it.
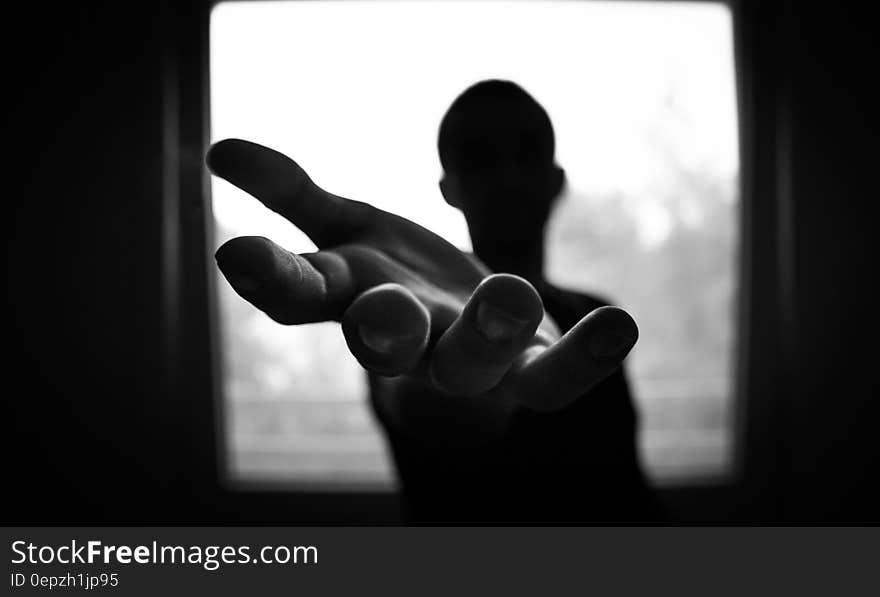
[165,0,789,523]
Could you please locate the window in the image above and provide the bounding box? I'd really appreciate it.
[210,0,739,487]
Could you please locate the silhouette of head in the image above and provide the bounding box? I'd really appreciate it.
[438,80,565,253]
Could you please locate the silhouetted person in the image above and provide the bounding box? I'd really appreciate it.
[206,80,662,524]
[369,80,661,523]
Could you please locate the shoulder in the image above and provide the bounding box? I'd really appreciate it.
[539,282,616,332]
[540,281,614,315]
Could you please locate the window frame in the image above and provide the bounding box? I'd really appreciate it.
[167,0,788,523]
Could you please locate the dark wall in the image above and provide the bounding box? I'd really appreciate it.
[5,1,876,524]
[776,4,876,523]
[7,2,206,523]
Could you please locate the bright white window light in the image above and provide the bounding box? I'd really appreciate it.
[211,1,739,487]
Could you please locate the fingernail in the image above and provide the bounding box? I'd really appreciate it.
[225,272,261,293]
[475,301,530,342]
[216,248,266,294]
[589,330,636,359]
[358,324,418,354]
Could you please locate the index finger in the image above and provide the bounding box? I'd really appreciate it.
[207,138,377,248]
[215,235,357,324]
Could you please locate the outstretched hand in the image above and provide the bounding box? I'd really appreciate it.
[207,139,638,416]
